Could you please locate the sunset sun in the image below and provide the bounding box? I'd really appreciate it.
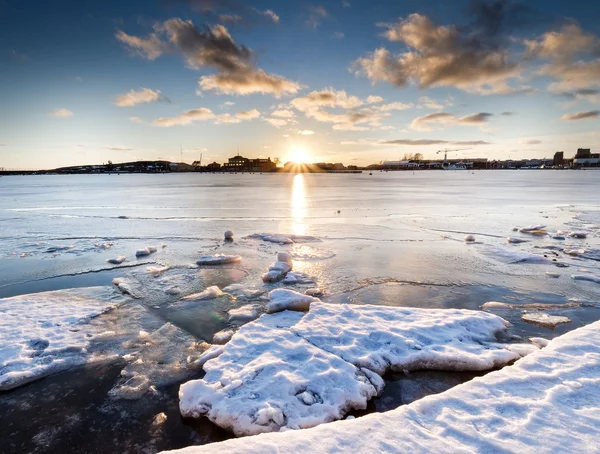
[288,146,311,164]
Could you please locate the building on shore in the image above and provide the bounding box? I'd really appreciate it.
[222,155,277,172]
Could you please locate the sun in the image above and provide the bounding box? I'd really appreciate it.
[288,146,311,164]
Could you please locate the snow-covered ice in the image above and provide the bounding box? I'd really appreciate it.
[228,305,260,323]
[136,247,156,257]
[166,318,600,454]
[0,287,125,391]
[262,260,292,283]
[213,329,235,345]
[464,234,475,242]
[196,254,242,265]
[519,224,547,233]
[487,247,550,264]
[293,303,526,375]
[506,237,528,244]
[181,286,224,301]
[179,311,382,436]
[521,312,571,329]
[569,231,587,238]
[224,230,234,241]
[178,303,533,436]
[247,233,320,244]
[106,256,126,264]
[572,274,600,284]
[266,289,319,314]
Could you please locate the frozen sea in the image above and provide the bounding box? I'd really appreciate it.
[1,170,600,452]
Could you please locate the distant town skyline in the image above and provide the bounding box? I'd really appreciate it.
[2,0,600,169]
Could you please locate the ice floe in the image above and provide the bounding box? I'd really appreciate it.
[487,247,550,264]
[178,303,532,436]
[213,329,235,345]
[519,224,547,234]
[0,287,125,391]
[266,289,319,314]
[571,274,600,284]
[181,286,224,301]
[464,234,476,242]
[228,305,260,323]
[521,312,572,329]
[196,254,242,265]
[262,259,293,283]
[179,311,382,436]
[224,230,234,241]
[248,233,320,244]
[166,318,600,454]
[568,231,587,239]
[506,237,528,244]
[106,256,126,264]
[136,247,156,257]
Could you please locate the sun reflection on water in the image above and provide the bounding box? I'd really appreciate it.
[291,174,307,236]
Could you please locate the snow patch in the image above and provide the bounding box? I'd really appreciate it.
[266,289,319,314]
[571,274,600,284]
[106,256,126,264]
[181,286,224,301]
[0,287,124,391]
[228,305,260,323]
[521,312,571,329]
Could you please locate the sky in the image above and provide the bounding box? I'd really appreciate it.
[1,0,600,169]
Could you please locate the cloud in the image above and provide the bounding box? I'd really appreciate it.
[264,118,288,127]
[418,96,444,110]
[154,107,214,127]
[520,139,542,145]
[271,109,295,118]
[254,8,279,24]
[334,32,344,39]
[380,139,491,146]
[154,106,260,127]
[192,147,208,151]
[105,146,134,151]
[290,88,404,130]
[410,112,493,130]
[115,88,169,107]
[353,9,527,95]
[366,95,384,104]
[306,6,328,29]
[117,19,301,97]
[341,0,350,7]
[561,110,600,121]
[218,14,243,23]
[525,23,600,93]
[299,130,315,135]
[129,116,145,123]
[501,111,515,116]
[235,108,260,120]
[48,108,73,118]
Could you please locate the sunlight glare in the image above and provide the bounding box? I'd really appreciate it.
[289,146,311,164]
[291,174,307,236]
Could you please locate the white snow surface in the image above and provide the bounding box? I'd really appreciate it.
[487,246,550,264]
[181,286,224,301]
[178,303,530,437]
[179,311,383,436]
[293,303,524,375]
[0,287,125,390]
[196,254,242,265]
[266,289,318,314]
[165,319,600,454]
[572,274,600,284]
[228,305,260,323]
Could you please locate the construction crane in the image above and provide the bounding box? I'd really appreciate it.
[436,148,471,162]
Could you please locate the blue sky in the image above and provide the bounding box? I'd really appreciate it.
[1,0,600,169]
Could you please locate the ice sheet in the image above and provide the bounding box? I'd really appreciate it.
[165,319,600,454]
[0,287,125,390]
[179,311,382,436]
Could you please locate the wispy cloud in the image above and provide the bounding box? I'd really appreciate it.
[104,146,134,151]
[306,6,328,29]
[561,110,600,121]
[254,8,279,24]
[520,139,542,145]
[299,130,315,135]
[153,107,260,127]
[114,88,170,107]
[410,112,493,131]
[380,139,491,146]
[48,108,73,118]
[333,32,344,39]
